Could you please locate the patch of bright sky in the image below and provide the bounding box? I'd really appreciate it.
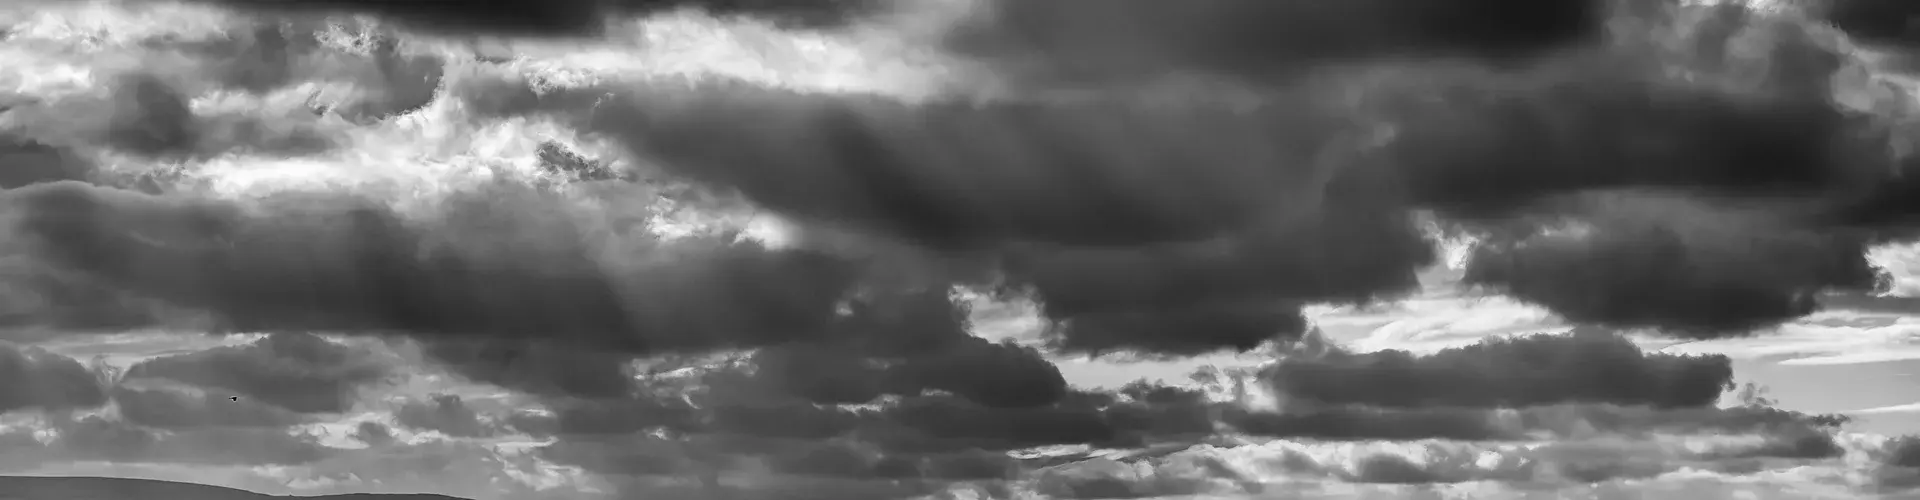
[1656,314,1920,366]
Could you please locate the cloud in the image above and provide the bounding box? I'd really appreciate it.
[0,133,91,189]
[1038,301,1310,356]
[0,340,108,413]
[537,140,623,183]
[392,393,497,438]
[111,384,305,429]
[2,72,338,160]
[550,83,1349,250]
[416,338,639,400]
[294,440,564,498]
[352,420,395,447]
[1,181,863,354]
[178,21,307,94]
[885,338,1067,409]
[699,286,1074,410]
[521,397,699,437]
[145,0,883,38]
[1852,402,1920,414]
[494,331,1863,494]
[940,0,1607,85]
[1825,156,1920,231]
[1264,329,1735,409]
[759,442,1021,485]
[1822,0,1920,47]
[535,434,703,476]
[49,414,331,466]
[1888,436,1920,468]
[1001,203,1433,317]
[4,2,1917,496]
[1463,193,1886,337]
[1225,403,1851,442]
[121,332,388,414]
[744,344,890,406]
[512,371,1205,489]
[1028,428,1867,495]
[303,31,446,126]
[0,257,166,331]
[873,395,1114,450]
[129,17,450,124]
[415,285,1077,414]
[500,4,1874,244]
[434,1,1907,341]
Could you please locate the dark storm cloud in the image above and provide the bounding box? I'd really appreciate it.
[629,0,885,30]
[416,338,639,399]
[1821,0,1920,47]
[0,340,108,413]
[450,42,1881,343]
[523,392,1121,463]
[354,420,396,446]
[563,3,1865,233]
[1464,193,1886,336]
[152,0,881,38]
[747,344,890,405]
[88,74,197,157]
[425,0,1920,343]
[720,286,1070,410]
[1816,149,1920,232]
[865,395,1116,451]
[1889,436,1920,468]
[0,181,863,354]
[1819,175,1920,232]
[1000,201,1433,316]
[826,286,977,357]
[4,5,1907,495]
[533,396,701,436]
[520,367,1196,481]
[885,339,1067,409]
[519,65,1857,249]
[1265,329,1735,409]
[551,84,1353,250]
[121,332,388,414]
[676,361,1176,452]
[1223,402,1854,442]
[521,351,1851,494]
[112,384,305,429]
[507,287,1832,479]
[0,258,164,331]
[393,393,497,437]
[704,403,872,441]
[0,133,91,189]
[1038,301,1309,356]
[940,0,1607,85]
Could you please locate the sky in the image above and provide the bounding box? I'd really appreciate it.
[0,0,1919,499]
